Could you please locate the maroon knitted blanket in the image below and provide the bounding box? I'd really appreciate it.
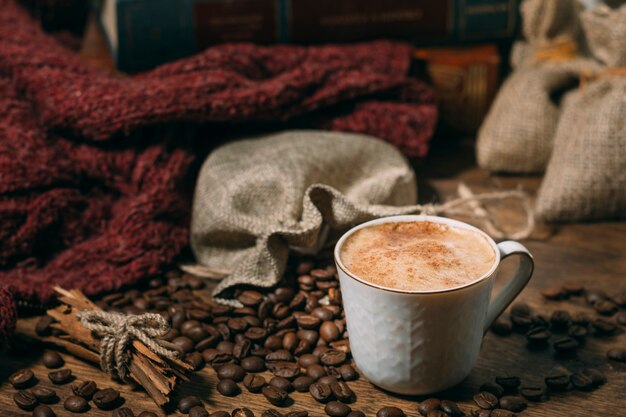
[0,0,437,309]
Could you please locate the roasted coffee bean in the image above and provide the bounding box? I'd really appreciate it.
[320,349,346,366]
[262,385,289,406]
[32,387,57,404]
[479,382,504,398]
[228,317,249,333]
[312,307,334,322]
[217,364,246,382]
[185,351,205,371]
[269,377,294,393]
[519,386,545,401]
[232,408,255,417]
[607,348,626,363]
[511,303,532,317]
[181,320,201,335]
[294,339,312,355]
[242,356,266,372]
[289,293,307,310]
[491,316,513,336]
[36,315,55,336]
[582,368,607,386]
[299,354,320,367]
[495,376,520,392]
[239,290,263,307]
[563,283,584,295]
[283,332,299,352]
[553,337,579,352]
[190,406,210,417]
[178,396,202,413]
[72,380,97,399]
[347,412,365,417]
[319,375,339,385]
[510,314,532,329]
[138,412,158,417]
[14,391,38,411]
[64,395,89,413]
[325,401,351,417]
[570,372,594,391]
[418,398,441,416]
[567,325,588,340]
[217,379,240,397]
[376,407,405,417]
[307,364,327,380]
[330,381,354,402]
[113,407,135,417]
[42,351,64,369]
[210,412,231,417]
[526,327,550,343]
[93,388,121,410]
[172,336,195,353]
[217,340,235,354]
[266,350,294,362]
[267,361,301,379]
[474,391,499,409]
[471,410,491,417]
[187,326,209,342]
[246,327,268,342]
[309,382,333,403]
[592,318,617,335]
[298,329,320,346]
[265,335,285,351]
[594,300,618,316]
[262,410,283,417]
[426,411,448,417]
[297,315,322,329]
[285,412,308,417]
[550,310,571,331]
[498,396,526,412]
[243,374,267,393]
[490,410,516,417]
[252,347,271,358]
[440,400,463,417]
[33,404,56,417]
[320,322,340,342]
[48,368,72,385]
[542,287,567,300]
[10,369,35,389]
[293,376,315,392]
[544,374,570,391]
[338,365,358,381]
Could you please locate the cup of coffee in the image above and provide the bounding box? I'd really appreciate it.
[334,215,534,395]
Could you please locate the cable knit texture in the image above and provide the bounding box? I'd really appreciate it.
[0,0,437,305]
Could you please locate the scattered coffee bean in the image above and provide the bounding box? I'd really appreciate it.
[113,407,135,417]
[211,412,231,417]
[330,381,354,403]
[490,410,516,417]
[72,380,97,400]
[474,391,499,409]
[189,406,209,417]
[376,407,405,417]
[607,348,626,363]
[479,382,504,398]
[594,300,618,316]
[471,410,492,417]
[48,369,72,385]
[307,364,327,380]
[418,398,441,416]
[232,408,255,417]
[33,404,56,417]
[318,375,339,386]
[178,396,202,414]
[262,410,283,417]
[347,412,365,417]
[545,374,570,391]
[562,283,584,295]
[542,287,567,300]
[582,368,607,386]
[42,351,64,369]
[262,385,289,406]
[319,350,346,366]
[267,361,301,379]
[338,365,358,381]
[570,372,594,391]
[242,356,266,373]
[552,337,579,352]
[325,401,351,417]
[519,386,545,401]
[567,325,588,340]
[550,310,571,331]
[491,317,512,336]
[217,379,240,397]
[440,400,463,417]
[293,376,315,392]
[309,382,333,403]
[269,376,294,393]
[93,388,121,410]
[31,387,57,404]
[64,395,89,413]
[592,318,617,335]
[526,327,550,343]
[498,396,526,412]
[426,411,448,417]
[14,390,38,411]
[10,369,36,389]
[285,411,309,417]
[244,374,267,393]
[495,376,520,392]
[217,364,246,382]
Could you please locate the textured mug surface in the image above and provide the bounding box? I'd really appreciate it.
[334,215,533,395]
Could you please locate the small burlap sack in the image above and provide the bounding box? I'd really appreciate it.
[190,130,534,304]
[477,0,597,173]
[536,3,626,222]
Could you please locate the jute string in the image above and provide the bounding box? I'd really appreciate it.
[78,311,179,382]
[533,35,578,63]
[579,67,626,89]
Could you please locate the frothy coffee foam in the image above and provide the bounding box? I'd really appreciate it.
[340,221,496,291]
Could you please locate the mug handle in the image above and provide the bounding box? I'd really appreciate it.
[483,241,534,333]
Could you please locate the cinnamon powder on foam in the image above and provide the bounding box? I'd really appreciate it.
[340,222,496,291]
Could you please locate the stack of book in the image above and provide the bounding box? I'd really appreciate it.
[96,0,517,133]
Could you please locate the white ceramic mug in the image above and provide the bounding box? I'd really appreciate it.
[334,215,534,395]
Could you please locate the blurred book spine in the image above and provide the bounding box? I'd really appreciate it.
[96,0,518,72]
[413,44,501,135]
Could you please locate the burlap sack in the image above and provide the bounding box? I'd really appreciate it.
[190,131,423,303]
[535,3,626,222]
[476,0,596,173]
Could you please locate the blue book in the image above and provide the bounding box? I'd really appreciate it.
[96,0,519,71]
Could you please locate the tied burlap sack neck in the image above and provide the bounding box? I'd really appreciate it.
[477,0,599,174]
[190,131,533,305]
[536,3,626,222]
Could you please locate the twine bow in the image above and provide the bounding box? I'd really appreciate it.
[533,35,578,63]
[78,311,179,382]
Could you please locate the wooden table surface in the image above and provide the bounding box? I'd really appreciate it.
[1,15,625,417]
